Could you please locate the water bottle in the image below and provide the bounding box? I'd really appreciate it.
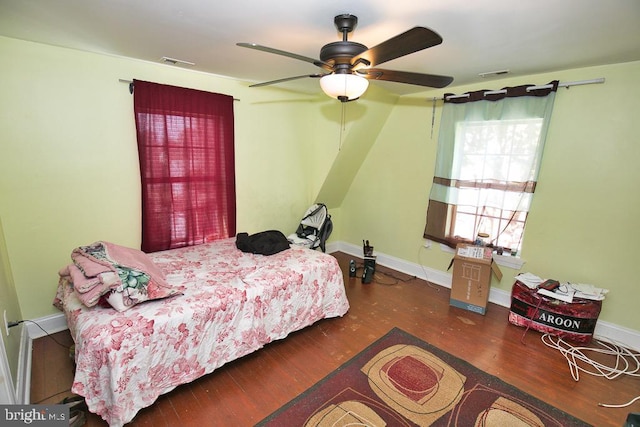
[349,260,356,277]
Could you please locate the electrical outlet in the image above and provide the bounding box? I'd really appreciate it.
[3,310,9,337]
[423,239,432,249]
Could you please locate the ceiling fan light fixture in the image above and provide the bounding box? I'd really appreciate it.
[320,73,369,102]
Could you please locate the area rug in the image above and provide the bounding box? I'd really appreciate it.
[257,327,590,426]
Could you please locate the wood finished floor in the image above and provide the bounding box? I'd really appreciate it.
[31,252,639,426]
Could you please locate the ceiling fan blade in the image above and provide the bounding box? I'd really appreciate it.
[357,68,453,88]
[237,43,333,71]
[249,74,325,88]
[351,27,443,68]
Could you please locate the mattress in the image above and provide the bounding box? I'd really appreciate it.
[55,238,349,426]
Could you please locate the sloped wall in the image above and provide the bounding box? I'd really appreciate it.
[315,85,399,208]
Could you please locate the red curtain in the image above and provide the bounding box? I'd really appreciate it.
[133,80,236,252]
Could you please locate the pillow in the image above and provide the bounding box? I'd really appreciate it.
[102,267,184,312]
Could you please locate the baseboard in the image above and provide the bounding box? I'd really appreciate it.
[15,313,68,404]
[329,241,451,286]
[24,313,69,339]
[331,241,640,351]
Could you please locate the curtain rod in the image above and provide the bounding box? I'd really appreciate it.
[119,79,240,101]
[434,77,605,101]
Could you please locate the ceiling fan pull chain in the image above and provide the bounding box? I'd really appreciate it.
[339,102,346,151]
[431,97,436,139]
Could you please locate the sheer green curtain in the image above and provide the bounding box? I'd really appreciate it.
[424,81,558,252]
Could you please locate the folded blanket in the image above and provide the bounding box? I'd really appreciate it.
[71,247,114,279]
[66,263,119,307]
[72,241,167,280]
[61,241,182,311]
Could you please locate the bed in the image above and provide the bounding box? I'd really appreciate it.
[54,237,349,427]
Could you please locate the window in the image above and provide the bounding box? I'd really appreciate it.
[133,80,236,253]
[451,118,543,250]
[424,82,558,254]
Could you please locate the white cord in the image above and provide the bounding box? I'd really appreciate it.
[541,334,640,408]
[598,395,640,408]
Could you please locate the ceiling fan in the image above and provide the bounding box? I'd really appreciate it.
[237,14,454,102]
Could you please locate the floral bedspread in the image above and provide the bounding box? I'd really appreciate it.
[55,238,349,427]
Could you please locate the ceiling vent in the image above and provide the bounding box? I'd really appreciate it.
[160,56,195,67]
[478,69,509,78]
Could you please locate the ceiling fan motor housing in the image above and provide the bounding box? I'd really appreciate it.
[320,14,368,70]
[320,41,368,68]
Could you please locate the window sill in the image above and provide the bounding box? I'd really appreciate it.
[492,253,525,270]
[439,243,525,270]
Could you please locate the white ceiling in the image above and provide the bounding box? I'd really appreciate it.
[2,0,639,96]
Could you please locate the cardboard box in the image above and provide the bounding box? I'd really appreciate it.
[450,244,503,315]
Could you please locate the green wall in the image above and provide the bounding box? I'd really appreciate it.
[0,36,344,319]
[341,61,640,332]
[1,34,638,337]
